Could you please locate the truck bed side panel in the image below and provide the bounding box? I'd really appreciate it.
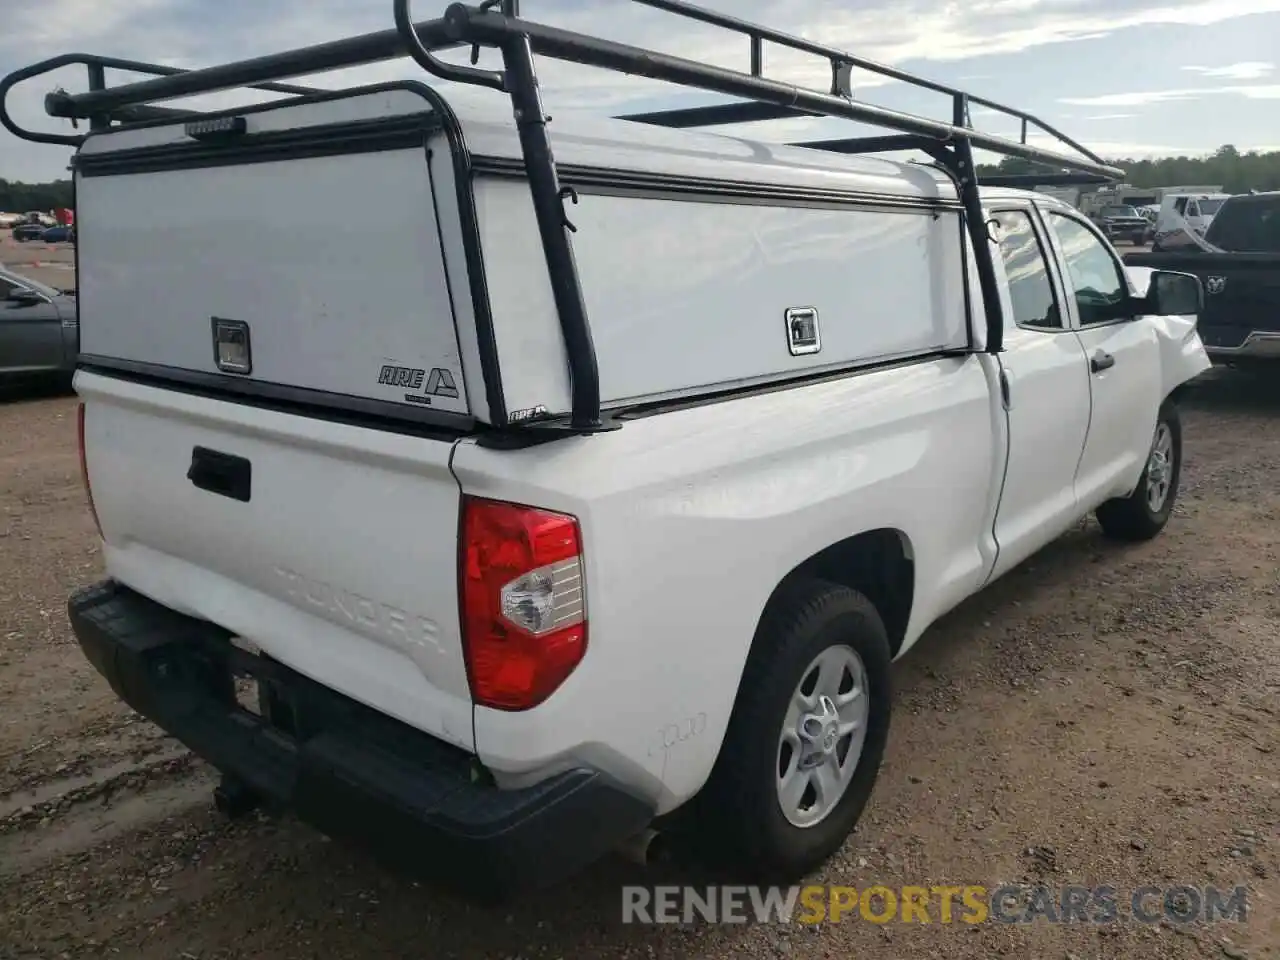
[451,354,1001,810]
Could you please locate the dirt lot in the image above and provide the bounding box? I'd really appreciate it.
[0,235,76,292]
[1,372,1277,960]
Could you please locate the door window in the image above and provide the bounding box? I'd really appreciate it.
[1186,200,1201,219]
[1046,213,1129,327]
[991,210,1062,330]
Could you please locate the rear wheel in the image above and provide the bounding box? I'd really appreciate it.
[1096,401,1182,542]
[698,579,892,879]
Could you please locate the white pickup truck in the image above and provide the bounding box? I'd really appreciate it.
[5,0,1210,900]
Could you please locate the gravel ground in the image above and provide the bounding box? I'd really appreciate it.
[0,370,1276,960]
[0,235,76,291]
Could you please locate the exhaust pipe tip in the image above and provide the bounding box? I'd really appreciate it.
[616,827,663,867]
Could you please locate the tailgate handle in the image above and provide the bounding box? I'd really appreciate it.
[187,446,252,503]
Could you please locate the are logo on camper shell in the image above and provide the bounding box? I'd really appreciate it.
[377,363,460,406]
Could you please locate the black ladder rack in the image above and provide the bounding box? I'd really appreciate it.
[1,0,1125,435]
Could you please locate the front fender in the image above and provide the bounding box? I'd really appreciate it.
[1125,265,1212,400]
[1152,312,1212,400]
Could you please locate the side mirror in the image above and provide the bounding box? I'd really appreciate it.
[6,288,44,306]
[1140,270,1203,317]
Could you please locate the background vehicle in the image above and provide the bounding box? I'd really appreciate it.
[40,224,74,243]
[1151,193,1230,251]
[0,265,79,384]
[1136,205,1159,242]
[1094,205,1150,245]
[1127,191,1280,368]
[10,221,45,242]
[4,0,1209,901]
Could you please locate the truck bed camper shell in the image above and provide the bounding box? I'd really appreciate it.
[1,0,1125,440]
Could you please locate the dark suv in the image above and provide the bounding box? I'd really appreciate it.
[1095,205,1150,245]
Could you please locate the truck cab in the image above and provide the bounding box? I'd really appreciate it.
[982,191,1208,573]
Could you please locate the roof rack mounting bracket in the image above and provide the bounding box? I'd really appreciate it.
[427,2,605,432]
[394,0,507,91]
[831,60,854,99]
[923,134,1006,356]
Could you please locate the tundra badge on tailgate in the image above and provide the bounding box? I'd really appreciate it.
[211,317,252,374]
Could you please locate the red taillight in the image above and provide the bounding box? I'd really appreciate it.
[460,496,587,711]
[76,402,103,540]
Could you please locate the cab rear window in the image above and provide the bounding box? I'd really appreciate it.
[1206,196,1280,252]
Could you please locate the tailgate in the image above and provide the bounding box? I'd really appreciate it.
[78,371,475,751]
[72,88,471,424]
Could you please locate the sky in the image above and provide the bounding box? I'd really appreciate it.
[1,0,1279,184]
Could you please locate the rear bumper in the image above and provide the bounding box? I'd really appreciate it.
[67,579,653,900]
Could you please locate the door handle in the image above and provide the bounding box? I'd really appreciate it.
[188,446,252,502]
[1090,350,1115,373]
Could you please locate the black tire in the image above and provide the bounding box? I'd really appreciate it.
[697,578,892,880]
[1095,400,1182,542]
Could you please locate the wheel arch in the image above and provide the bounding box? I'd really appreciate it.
[668,529,914,838]
[774,528,916,659]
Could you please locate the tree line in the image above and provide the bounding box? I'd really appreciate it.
[0,178,73,212]
[3,145,1278,212]
[976,145,1280,194]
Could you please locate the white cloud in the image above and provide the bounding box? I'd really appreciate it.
[796,0,1280,64]
[1062,84,1280,106]
[5,0,176,50]
[1084,113,1138,120]
[1183,61,1274,80]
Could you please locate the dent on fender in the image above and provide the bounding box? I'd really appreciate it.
[1126,266,1211,397]
[1149,314,1212,398]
